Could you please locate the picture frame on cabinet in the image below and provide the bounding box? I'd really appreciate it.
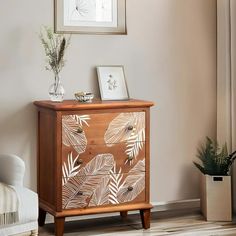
[54,0,127,34]
[97,65,129,100]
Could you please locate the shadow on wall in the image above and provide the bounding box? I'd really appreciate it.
[0,103,37,190]
[90,67,100,98]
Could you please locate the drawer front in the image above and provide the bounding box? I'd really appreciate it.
[62,112,146,148]
[62,142,145,178]
[62,159,146,210]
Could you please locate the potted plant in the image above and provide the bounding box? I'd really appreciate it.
[194,137,236,221]
[39,26,70,102]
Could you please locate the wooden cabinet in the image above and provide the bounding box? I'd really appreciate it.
[34,99,153,236]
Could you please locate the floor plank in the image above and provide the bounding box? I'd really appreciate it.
[39,210,236,235]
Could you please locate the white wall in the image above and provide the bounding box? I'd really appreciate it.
[0,0,216,203]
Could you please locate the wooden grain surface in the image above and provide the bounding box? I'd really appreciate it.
[145,109,150,203]
[35,99,153,235]
[62,172,146,210]
[38,111,56,207]
[62,111,146,145]
[34,99,154,111]
[39,201,152,217]
[62,143,146,175]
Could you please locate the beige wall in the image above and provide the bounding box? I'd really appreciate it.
[217,0,236,212]
[0,0,216,203]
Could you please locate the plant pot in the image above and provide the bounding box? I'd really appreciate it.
[200,174,232,221]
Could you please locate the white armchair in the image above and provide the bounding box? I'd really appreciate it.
[0,154,38,236]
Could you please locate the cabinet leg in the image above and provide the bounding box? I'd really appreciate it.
[38,208,46,227]
[120,211,128,218]
[140,209,151,229]
[54,217,65,236]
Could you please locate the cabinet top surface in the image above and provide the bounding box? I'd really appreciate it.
[34,99,154,111]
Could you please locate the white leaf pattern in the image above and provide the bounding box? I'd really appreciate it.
[72,115,90,127]
[83,154,115,176]
[109,166,123,204]
[125,129,145,165]
[104,113,138,144]
[117,160,145,203]
[104,113,145,163]
[62,154,114,209]
[62,171,87,208]
[129,159,145,174]
[62,152,80,185]
[65,174,104,209]
[117,173,145,203]
[89,176,110,207]
[62,115,90,154]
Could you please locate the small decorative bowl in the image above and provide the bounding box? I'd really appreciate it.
[75,92,94,103]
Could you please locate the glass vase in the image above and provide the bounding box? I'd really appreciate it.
[48,74,65,102]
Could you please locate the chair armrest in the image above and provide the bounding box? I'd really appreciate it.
[0,154,25,186]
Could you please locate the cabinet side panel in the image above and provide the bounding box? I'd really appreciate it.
[39,111,56,208]
[145,108,150,203]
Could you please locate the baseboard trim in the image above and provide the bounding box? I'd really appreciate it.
[45,199,200,224]
[152,198,200,212]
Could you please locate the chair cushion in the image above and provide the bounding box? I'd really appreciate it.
[0,186,38,236]
[13,186,38,223]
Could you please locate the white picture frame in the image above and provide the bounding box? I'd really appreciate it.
[55,0,127,34]
[97,66,129,100]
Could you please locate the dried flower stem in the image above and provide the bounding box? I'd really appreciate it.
[39,26,70,77]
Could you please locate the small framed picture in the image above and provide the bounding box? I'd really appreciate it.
[97,66,129,100]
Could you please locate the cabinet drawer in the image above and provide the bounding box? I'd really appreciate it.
[62,112,146,148]
[62,142,145,177]
[62,167,146,210]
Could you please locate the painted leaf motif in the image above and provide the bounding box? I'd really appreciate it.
[72,115,90,127]
[62,152,80,185]
[62,172,88,209]
[62,154,114,209]
[89,175,110,207]
[109,166,123,204]
[83,153,115,176]
[125,129,145,165]
[117,160,145,203]
[104,112,145,162]
[64,174,104,209]
[104,113,138,145]
[129,159,145,173]
[62,115,90,154]
[64,195,88,209]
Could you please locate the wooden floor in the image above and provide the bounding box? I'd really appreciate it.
[39,210,236,235]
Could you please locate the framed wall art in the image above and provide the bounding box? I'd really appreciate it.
[54,0,127,34]
[97,66,129,100]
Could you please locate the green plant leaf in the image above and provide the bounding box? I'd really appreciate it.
[193,162,205,174]
[194,137,236,176]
